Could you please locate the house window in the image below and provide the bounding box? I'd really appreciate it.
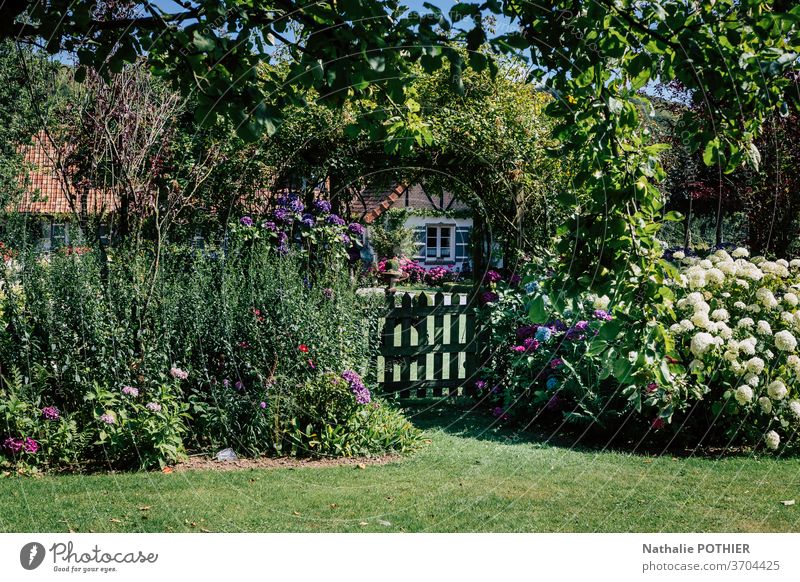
[426,225,454,260]
[51,222,68,249]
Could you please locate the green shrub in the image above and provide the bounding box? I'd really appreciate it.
[0,230,408,471]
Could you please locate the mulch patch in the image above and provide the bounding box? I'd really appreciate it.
[173,453,402,472]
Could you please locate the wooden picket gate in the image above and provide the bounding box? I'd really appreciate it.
[376,291,485,398]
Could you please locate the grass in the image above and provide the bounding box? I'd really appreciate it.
[2,404,800,532]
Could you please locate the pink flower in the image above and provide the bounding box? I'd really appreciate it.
[170,367,188,380]
[646,382,658,393]
[41,406,60,420]
[550,358,563,369]
[122,386,139,397]
[259,402,267,409]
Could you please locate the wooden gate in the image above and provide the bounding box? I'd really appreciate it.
[377,291,484,398]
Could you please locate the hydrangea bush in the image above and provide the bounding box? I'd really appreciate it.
[480,248,800,452]
[659,248,800,451]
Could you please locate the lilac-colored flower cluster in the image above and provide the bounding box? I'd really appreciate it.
[41,406,60,421]
[239,216,254,227]
[347,222,365,236]
[314,200,332,214]
[170,367,189,380]
[146,402,162,413]
[342,370,371,405]
[122,385,139,397]
[326,214,346,226]
[100,413,116,425]
[593,309,613,321]
[481,291,499,304]
[3,436,39,454]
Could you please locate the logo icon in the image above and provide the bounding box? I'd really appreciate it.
[20,542,46,570]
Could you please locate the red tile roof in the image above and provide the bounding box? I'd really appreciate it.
[15,132,117,215]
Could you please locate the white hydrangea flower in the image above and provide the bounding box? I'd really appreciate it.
[787,354,800,371]
[762,261,790,277]
[723,349,739,362]
[717,323,733,340]
[744,372,760,387]
[714,249,732,262]
[775,330,798,352]
[691,312,712,329]
[699,259,713,269]
[739,337,757,355]
[717,261,737,276]
[706,268,725,285]
[784,293,799,307]
[734,301,747,310]
[747,303,762,314]
[688,359,705,372]
[693,300,710,314]
[732,247,749,258]
[690,332,716,357]
[765,430,780,450]
[711,308,729,322]
[672,251,685,260]
[735,385,754,405]
[730,360,744,374]
[791,259,800,269]
[789,400,800,420]
[781,311,795,325]
[746,357,765,374]
[759,396,773,414]
[777,259,789,268]
[757,320,773,335]
[686,266,706,289]
[735,278,750,290]
[679,319,695,332]
[669,323,683,334]
[768,380,788,400]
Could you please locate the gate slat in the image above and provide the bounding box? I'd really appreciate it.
[415,293,429,398]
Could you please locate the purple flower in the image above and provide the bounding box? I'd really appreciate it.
[41,406,60,421]
[510,345,526,353]
[480,291,499,304]
[475,379,488,391]
[100,413,116,425]
[23,437,39,454]
[223,379,230,389]
[122,386,139,397]
[550,357,563,369]
[239,216,254,227]
[314,200,332,214]
[545,394,561,411]
[342,370,371,404]
[491,407,510,421]
[170,367,189,380]
[262,221,277,231]
[289,197,305,213]
[259,401,267,409]
[348,223,365,236]
[646,382,658,393]
[516,325,536,340]
[273,207,292,223]
[574,320,590,331]
[509,273,522,286]
[146,402,162,413]
[326,214,346,226]
[484,270,503,283]
[522,337,540,352]
[3,437,23,454]
[235,381,244,391]
[301,214,316,227]
[593,309,613,321]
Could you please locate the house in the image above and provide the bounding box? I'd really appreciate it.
[353,183,474,273]
[13,132,116,250]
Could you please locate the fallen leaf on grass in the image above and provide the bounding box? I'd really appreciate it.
[329,503,339,509]
[200,527,212,533]
[376,519,392,527]
[162,466,174,474]
[109,518,122,523]
[359,522,368,527]
[643,459,653,464]
[781,500,795,506]
[139,506,151,512]
[292,511,301,516]
[356,463,366,470]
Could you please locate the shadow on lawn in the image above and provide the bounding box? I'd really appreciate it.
[397,398,760,459]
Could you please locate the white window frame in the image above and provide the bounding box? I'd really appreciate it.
[425,223,456,262]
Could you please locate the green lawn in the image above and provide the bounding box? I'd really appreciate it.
[2,405,800,532]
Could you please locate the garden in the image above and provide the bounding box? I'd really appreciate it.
[1,0,800,534]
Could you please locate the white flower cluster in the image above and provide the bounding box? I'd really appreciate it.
[667,248,800,451]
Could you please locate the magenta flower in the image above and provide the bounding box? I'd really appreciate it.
[41,406,60,421]
[239,216,254,227]
[646,382,658,393]
[480,291,499,304]
[259,402,267,409]
[550,358,563,369]
[3,437,23,454]
[511,345,526,353]
[593,309,613,321]
[484,270,503,283]
[23,437,39,454]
